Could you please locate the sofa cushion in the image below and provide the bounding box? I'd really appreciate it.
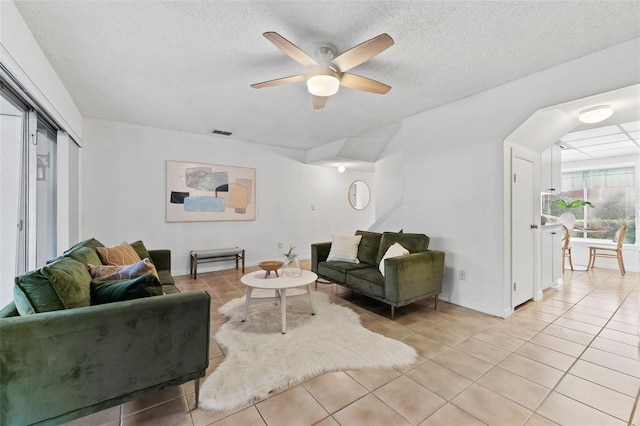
[14,269,66,315]
[376,232,430,265]
[0,301,19,318]
[90,274,164,304]
[379,243,409,276]
[163,284,180,295]
[66,246,103,266]
[355,230,382,265]
[88,258,159,281]
[157,269,175,286]
[345,266,385,298]
[327,235,362,263]
[97,243,142,265]
[318,261,371,284]
[41,257,92,309]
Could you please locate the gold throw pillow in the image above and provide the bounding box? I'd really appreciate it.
[96,243,141,266]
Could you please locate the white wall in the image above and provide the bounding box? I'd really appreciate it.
[376,38,640,317]
[81,119,375,276]
[373,124,404,232]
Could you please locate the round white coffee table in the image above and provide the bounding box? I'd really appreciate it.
[240,269,317,334]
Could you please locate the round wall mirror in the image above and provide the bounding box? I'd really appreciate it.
[348,180,371,210]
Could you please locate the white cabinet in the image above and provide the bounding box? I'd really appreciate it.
[541,225,563,289]
[541,144,561,193]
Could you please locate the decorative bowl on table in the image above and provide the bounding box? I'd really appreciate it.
[258,261,283,278]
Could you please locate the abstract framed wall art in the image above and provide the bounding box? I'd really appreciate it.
[166,160,256,222]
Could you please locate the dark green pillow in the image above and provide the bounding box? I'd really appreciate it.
[376,232,430,265]
[63,238,105,254]
[66,246,102,266]
[355,230,382,265]
[129,240,152,264]
[47,238,104,265]
[91,274,163,304]
[41,257,92,309]
[14,269,65,315]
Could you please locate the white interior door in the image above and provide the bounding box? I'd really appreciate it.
[511,149,537,307]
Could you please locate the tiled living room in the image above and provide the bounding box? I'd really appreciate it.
[2,2,640,426]
[65,262,639,426]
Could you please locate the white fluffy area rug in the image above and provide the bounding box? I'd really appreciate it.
[199,291,417,412]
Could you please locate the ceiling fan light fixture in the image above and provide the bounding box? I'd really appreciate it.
[578,105,613,124]
[307,74,340,97]
[252,32,394,108]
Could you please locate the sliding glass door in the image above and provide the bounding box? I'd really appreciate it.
[0,88,26,306]
[35,120,57,265]
[0,84,57,307]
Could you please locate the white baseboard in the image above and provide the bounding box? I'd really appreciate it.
[438,292,506,318]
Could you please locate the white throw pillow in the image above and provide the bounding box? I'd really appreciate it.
[326,235,362,263]
[379,243,409,276]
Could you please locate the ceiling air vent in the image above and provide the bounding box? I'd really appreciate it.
[212,129,232,136]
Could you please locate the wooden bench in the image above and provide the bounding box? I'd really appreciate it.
[190,247,245,279]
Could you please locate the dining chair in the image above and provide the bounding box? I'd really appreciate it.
[587,224,627,276]
[560,225,573,272]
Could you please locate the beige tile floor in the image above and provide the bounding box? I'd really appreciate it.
[66,262,639,426]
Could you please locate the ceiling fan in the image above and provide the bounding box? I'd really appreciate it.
[251,32,394,109]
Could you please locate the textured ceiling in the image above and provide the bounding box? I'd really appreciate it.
[14,1,640,152]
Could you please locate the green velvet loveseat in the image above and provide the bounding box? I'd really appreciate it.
[0,238,210,426]
[312,230,445,318]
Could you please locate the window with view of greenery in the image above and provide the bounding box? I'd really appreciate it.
[542,166,636,243]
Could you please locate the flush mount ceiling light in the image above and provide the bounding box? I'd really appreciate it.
[578,105,613,124]
[337,164,346,173]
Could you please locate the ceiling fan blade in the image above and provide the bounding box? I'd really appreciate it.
[263,32,318,67]
[312,95,327,109]
[332,33,394,72]
[340,73,391,94]
[250,74,306,89]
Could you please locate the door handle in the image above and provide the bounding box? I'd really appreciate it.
[530,224,538,229]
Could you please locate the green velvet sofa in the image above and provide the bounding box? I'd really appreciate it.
[312,230,445,318]
[0,238,210,426]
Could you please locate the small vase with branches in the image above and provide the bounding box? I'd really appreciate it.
[282,245,302,277]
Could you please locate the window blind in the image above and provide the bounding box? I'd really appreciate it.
[561,167,635,191]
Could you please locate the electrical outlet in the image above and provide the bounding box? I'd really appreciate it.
[459,270,466,281]
[278,242,283,249]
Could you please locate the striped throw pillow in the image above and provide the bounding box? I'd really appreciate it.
[326,235,362,263]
